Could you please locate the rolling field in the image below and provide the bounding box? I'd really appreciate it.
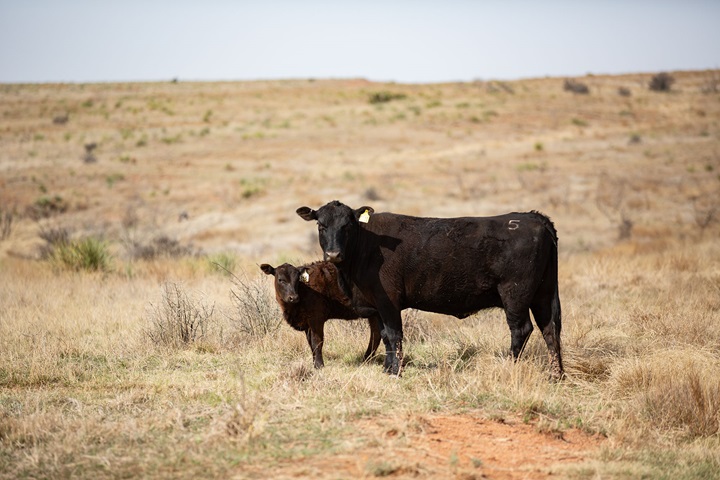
[1,71,719,479]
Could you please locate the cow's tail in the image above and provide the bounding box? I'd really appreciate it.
[548,227,564,378]
[534,211,564,378]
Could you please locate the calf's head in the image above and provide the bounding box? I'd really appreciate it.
[260,263,306,304]
[296,201,373,263]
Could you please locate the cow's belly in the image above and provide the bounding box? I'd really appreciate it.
[406,283,503,317]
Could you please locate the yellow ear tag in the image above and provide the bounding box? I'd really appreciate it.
[300,271,310,283]
[359,209,370,224]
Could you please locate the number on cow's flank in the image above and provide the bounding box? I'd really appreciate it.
[508,219,520,230]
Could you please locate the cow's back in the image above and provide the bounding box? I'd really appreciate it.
[357,211,556,316]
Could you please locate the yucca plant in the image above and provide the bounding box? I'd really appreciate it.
[52,237,112,272]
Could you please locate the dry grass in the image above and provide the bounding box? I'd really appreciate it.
[1,71,720,479]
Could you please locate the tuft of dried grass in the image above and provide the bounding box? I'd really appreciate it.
[609,349,720,440]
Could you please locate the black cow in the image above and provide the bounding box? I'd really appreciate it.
[297,201,563,378]
[260,261,382,368]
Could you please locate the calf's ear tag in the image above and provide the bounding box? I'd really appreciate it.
[300,270,310,283]
[359,209,371,223]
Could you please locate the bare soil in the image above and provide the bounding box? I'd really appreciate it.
[241,413,604,479]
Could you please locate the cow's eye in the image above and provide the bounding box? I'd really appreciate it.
[318,223,326,232]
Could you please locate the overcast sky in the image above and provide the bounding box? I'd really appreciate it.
[1,1,718,84]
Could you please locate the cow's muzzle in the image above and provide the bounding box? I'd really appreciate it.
[286,294,299,304]
[324,250,343,263]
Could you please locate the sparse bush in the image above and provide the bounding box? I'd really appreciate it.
[38,225,70,256]
[229,270,281,337]
[28,195,68,219]
[649,72,675,92]
[700,72,719,94]
[126,235,197,260]
[106,173,125,188]
[240,178,266,200]
[364,187,381,201]
[0,207,14,241]
[145,282,215,347]
[161,134,182,144]
[691,190,720,237]
[564,79,589,94]
[83,142,97,163]
[52,113,69,125]
[618,87,632,97]
[368,91,407,104]
[486,81,515,94]
[596,173,634,240]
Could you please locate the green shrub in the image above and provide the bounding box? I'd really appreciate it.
[368,91,407,104]
[649,72,675,92]
[29,195,68,219]
[52,237,112,272]
[208,252,237,275]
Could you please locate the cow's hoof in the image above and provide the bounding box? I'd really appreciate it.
[383,360,402,377]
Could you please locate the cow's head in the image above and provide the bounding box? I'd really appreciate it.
[260,263,306,304]
[296,201,374,264]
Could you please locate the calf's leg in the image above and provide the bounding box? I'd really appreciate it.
[305,322,325,369]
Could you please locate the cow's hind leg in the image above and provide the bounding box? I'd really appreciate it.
[531,300,564,379]
[503,307,533,360]
[363,315,383,362]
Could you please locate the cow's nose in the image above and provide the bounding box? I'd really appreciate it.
[325,250,342,263]
[287,294,299,303]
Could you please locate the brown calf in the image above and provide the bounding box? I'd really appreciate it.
[260,261,382,368]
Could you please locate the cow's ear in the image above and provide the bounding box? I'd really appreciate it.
[260,264,276,276]
[296,206,317,221]
[354,206,374,223]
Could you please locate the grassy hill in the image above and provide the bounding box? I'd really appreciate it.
[1,71,719,479]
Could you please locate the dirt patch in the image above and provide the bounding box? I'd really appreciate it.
[239,413,605,479]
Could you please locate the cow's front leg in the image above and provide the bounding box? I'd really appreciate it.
[379,310,403,376]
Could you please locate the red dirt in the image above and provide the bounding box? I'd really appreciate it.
[239,413,605,479]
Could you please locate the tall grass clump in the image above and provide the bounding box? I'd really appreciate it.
[50,236,113,272]
[610,349,720,441]
[145,282,215,347]
[208,252,237,275]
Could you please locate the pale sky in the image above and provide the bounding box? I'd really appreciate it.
[1,1,718,84]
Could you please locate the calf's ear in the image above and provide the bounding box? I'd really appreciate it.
[259,264,276,276]
[296,206,317,221]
